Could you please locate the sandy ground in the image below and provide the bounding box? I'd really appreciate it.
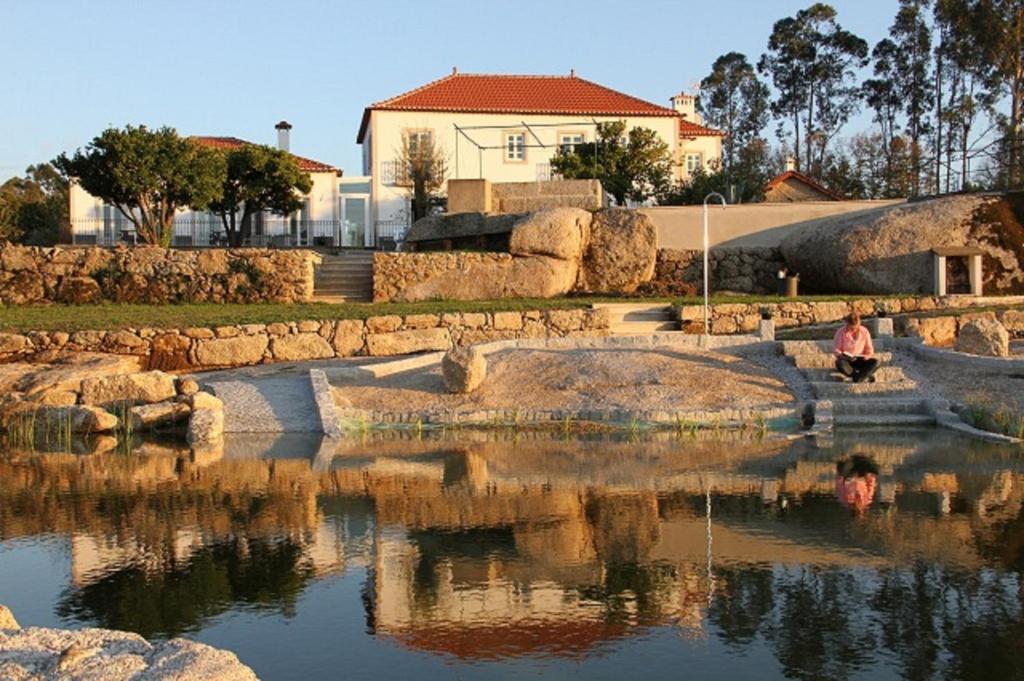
[332,346,794,413]
[898,346,1024,415]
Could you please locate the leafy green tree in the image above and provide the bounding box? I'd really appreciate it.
[55,125,224,247]
[698,52,772,201]
[0,163,68,244]
[889,0,933,193]
[549,121,673,205]
[207,144,313,247]
[758,3,868,176]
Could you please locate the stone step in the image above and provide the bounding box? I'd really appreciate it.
[311,294,371,303]
[592,303,674,314]
[834,414,936,427]
[830,397,930,416]
[608,311,675,323]
[800,366,907,383]
[315,275,373,285]
[790,352,893,369]
[811,380,919,399]
[611,321,679,334]
[781,339,894,356]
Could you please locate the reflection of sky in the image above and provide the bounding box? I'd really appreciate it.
[1,430,1023,680]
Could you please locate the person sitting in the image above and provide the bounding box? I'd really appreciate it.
[835,455,879,514]
[832,311,880,383]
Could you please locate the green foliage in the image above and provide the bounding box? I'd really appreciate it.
[758,3,869,176]
[698,52,773,200]
[0,163,68,245]
[208,144,313,247]
[54,125,225,247]
[549,121,673,205]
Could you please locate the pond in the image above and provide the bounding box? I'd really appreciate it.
[1,429,1023,680]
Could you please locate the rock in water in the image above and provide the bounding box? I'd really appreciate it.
[186,391,225,445]
[955,318,1010,357]
[80,371,177,408]
[0,604,19,630]
[576,208,657,294]
[442,347,487,393]
[780,194,1024,295]
[130,401,192,431]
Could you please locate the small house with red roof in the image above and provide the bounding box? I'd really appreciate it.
[358,69,723,238]
[763,160,844,202]
[67,122,355,247]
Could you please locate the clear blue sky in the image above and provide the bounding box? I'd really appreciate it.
[1,0,898,180]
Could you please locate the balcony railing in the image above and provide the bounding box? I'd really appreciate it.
[380,160,412,186]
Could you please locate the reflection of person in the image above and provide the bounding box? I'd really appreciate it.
[835,455,879,513]
[832,312,880,383]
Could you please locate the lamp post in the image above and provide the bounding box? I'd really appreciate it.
[702,192,727,335]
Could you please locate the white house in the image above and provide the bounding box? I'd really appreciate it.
[67,122,358,247]
[357,69,723,242]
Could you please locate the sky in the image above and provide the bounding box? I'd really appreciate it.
[1,0,901,180]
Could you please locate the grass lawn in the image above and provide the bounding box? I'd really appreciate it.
[0,293,994,334]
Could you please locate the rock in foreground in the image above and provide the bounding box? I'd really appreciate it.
[442,347,487,393]
[955,318,1010,357]
[0,626,257,681]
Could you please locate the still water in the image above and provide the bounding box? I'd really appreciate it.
[1,429,1022,680]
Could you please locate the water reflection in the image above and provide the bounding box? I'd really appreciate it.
[1,430,1023,679]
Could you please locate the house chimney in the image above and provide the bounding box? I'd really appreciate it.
[670,93,701,124]
[275,120,292,152]
[785,156,797,172]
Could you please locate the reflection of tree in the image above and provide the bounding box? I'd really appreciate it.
[707,566,775,646]
[57,537,316,639]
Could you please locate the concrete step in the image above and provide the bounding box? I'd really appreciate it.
[830,397,930,416]
[316,276,373,285]
[311,295,371,303]
[790,352,893,369]
[834,414,936,427]
[592,303,674,314]
[612,321,679,334]
[781,339,894,356]
[811,380,919,399]
[800,366,907,383]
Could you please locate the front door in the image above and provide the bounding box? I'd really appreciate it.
[340,196,369,247]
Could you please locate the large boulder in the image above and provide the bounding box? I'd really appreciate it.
[442,347,487,393]
[903,316,958,346]
[80,371,177,407]
[780,194,1024,294]
[955,318,1010,357]
[509,208,592,260]
[576,209,658,294]
[187,391,225,445]
[405,212,525,244]
[392,255,579,302]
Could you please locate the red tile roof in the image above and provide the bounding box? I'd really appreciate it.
[679,118,725,138]
[190,136,339,174]
[357,72,692,142]
[764,170,845,201]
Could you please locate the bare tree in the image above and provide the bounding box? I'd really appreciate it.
[396,132,448,222]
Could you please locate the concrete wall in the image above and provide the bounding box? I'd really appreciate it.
[641,200,906,249]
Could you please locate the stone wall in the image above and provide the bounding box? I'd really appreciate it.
[373,252,512,302]
[0,244,319,305]
[675,295,1019,335]
[491,179,604,213]
[0,308,611,369]
[893,308,1024,346]
[643,247,785,295]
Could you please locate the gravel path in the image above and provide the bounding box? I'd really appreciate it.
[205,375,321,433]
[332,346,794,414]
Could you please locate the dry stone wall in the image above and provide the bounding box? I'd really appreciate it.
[644,247,785,295]
[0,244,319,304]
[675,295,1021,335]
[0,308,611,369]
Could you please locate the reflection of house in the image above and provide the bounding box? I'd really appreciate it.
[764,161,844,202]
[357,69,724,238]
[66,122,364,247]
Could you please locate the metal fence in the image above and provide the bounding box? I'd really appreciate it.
[70,218,343,248]
[379,160,413,186]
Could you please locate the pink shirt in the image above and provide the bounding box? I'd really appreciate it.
[833,325,875,357]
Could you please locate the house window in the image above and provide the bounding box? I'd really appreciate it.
[505,132,526,162]
[686,153,704,174]
[405,129,433,157]
[558,132,585,154]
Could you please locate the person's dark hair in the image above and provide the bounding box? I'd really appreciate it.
[836,454,880,478]
[844,311,861,326]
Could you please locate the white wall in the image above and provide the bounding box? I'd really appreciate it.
[365,109,720,227]
[68,170,340,245]
[641,200,906,249]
